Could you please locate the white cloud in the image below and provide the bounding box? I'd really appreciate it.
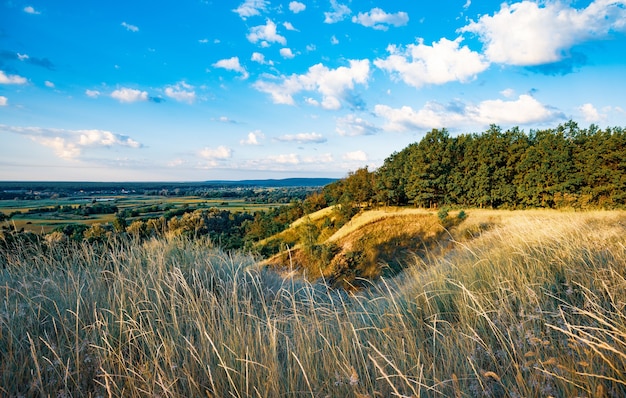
[247,19,287,46]
[324,0,351,23]
[0,96,7,106]
[0,70,27,85]
[111,88,148,103]
[121,22,139,32]
[289,1,306,13]
[200,145,233,160]
[500,88,515,98]
[336,114,381,136]
[460,0,626,66]
[165,82,196,103]
[44,81,55,88]
[374,94,563,132]
[268,153,300,164]
[253,59,370,110]
[24,6,40,14]
[330,35,339,45]
[233,0,268,19]
[352,8,409,31]
[17,53,29,61]
[306,44,316,51]
[85,89,101,98]
[213,116,237,124]
[283,22,298,31]
[343,150,368,162]
[463,0,472,9]
[198,38,209,44]
[213,57,249,79]
[240,130,265,145]
[374,37,489,88]
[251,52,273,65]
[0,125,142,160]
[280,48,295,59]
[276,132,327,144]
[579,103,603,122]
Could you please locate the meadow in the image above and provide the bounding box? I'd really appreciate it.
[2,209,626,396]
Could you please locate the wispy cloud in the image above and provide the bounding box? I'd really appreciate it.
[324,0,351,24]
[336,114,381,136]
[85,89,101,98]
[44,81,55,88]
[0,125,142,160]
[111,88,148,103]
[164,81,196,103]
[233,0,268,19]
[121,22,139,32]
[213,57,249,79]
[276,132,327,144]
[343,150,368,161]
[352,8,409,30]
[254,59,370,110]
[0,70,27,85]
[24,6,40,14]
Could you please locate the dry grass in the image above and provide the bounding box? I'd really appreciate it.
[1,210,626,396]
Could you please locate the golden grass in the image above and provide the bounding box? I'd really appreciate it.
[1,210,626,396]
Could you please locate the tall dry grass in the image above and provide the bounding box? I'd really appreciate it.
[1,210,626,397]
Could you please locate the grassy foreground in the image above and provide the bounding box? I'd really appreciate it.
[2,210,626,397]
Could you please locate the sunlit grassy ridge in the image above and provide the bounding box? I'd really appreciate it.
[2,210,626,396]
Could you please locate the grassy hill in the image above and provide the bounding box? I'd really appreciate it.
[1,209,626,396]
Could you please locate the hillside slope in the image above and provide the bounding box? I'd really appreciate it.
[260,207,469,287]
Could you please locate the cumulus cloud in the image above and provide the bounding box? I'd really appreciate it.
[578,103,603,122]
[213,57,249,79]
[0,70,27,85]
[24,6,40,14]
[247,19,287,46]
[330,35,339,45]
[85,89,101,98]
[121,22,139,32]
[289,1,306,13]
[111,88,149,103]
[253,59,370,110]
[280,48,295,59]
[233,0,268,19]
[276,132,327,144]
[165,81,196,103]
[251,52,273,65]
[240,130,265,145]
[336,114,381,136]
[374,94,564,132]
[343,150,368,161]
[199,145,233,160]
[324,0,351,23]
[44,81,55,88]
[352,8,409,30]
[374,37,489,88]
[0,125,142,160]
[460,0,626,66]
[0,96,7,106]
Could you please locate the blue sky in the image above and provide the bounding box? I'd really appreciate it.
[1,0,625,181]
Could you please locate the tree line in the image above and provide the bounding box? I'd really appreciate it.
[325,121,626,210]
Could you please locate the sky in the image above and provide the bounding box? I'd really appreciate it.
[1,0,625,181]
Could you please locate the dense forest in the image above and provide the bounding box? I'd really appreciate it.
[327,121,626,210]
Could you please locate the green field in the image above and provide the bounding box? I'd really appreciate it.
[0,195,283,233]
